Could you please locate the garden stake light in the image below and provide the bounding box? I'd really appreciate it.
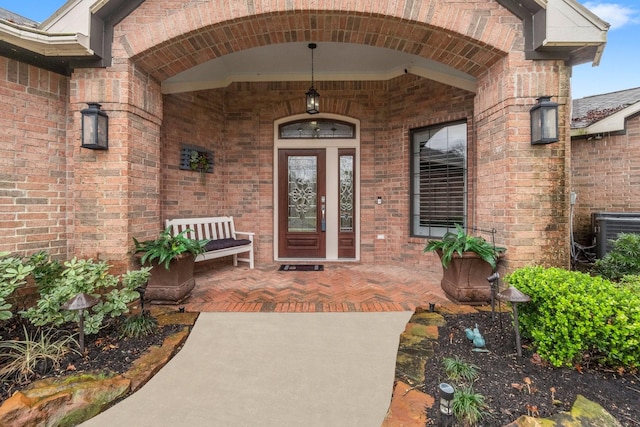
[62,292,100,354]
[486,271,501,323]
[496,286,531,357]
[439,382,455,426]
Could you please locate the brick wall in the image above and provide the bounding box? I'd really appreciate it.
[162,91,225,220]
[0,58,70,259]
[160,76,474,270]
[571,113,640,245]
[112,0,573,270]
[474,56,572,268]
[0,0,577,272]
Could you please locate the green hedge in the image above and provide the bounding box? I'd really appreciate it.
[593,233,640,280]
[506,267,640,368]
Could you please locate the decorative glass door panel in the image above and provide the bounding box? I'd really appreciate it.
[287,156,318,232]
[338,149,356,258]
[278,149,326,258]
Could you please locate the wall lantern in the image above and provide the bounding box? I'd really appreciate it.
[530,96,558,145]
[81,102,109,150]
[305,43,320,114]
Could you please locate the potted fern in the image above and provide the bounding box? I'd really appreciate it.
[133,227,209,304]
[424,224,505,304]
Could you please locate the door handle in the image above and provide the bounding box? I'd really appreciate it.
[321,196,326,232]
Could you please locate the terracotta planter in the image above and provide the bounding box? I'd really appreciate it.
[438,250,503,305]
[143,253,196,304]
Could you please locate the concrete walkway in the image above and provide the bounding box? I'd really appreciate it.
[83,311,413,427]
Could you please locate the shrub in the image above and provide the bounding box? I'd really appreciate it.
[21,258,151,335]
[0,252,35,320]
[506,266,640,368]
[28,250,63,294]
[593,233,640,280]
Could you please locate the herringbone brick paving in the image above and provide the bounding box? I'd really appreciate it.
[183,263,448,312]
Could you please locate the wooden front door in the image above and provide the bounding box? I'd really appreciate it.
[278,149,326,258]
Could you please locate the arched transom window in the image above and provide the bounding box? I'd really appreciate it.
[279,119,355,139]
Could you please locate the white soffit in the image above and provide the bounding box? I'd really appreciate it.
[161,42,477,95]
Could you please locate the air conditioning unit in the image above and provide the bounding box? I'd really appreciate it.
[592,212,640,258]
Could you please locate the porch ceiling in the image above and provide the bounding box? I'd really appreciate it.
[161,42,478,95]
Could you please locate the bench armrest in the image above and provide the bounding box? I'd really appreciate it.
[235,231,255,241]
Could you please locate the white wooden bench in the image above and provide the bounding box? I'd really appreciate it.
[165,216,254,269]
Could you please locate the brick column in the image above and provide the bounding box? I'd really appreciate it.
[474,55,572,269]
[69,63,163,272]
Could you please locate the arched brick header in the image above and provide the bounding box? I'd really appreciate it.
[115,2,518,82]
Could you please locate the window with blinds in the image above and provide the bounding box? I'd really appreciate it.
[410,121,467,238]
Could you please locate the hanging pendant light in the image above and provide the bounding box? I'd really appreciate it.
[305,43,320,114]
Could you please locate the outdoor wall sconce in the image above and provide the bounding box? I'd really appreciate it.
[81,102,109,150]
[305,43,320,114]
[530,96,558,145]
[439,382,455,423]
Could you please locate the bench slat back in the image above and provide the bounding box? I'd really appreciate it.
[166,216,237,241]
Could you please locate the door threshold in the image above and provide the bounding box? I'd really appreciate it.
[276,258,359,263]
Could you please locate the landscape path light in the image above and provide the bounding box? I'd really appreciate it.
[62,292,100,354]
[496,286,531,357]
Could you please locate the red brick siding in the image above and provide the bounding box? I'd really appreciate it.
[0,58,70,259]
[0,0,576,272]
[571,113,640,245]
[161,91,225,220]
[474,57,572,268]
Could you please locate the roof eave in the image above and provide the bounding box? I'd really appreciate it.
[571,102,640,137]
[0,19,92,57]
[497,0,609,66]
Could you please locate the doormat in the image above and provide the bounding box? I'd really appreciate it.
[278,264,324,271]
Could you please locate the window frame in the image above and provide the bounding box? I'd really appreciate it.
[279,118,356,139]
[410,120,468,238]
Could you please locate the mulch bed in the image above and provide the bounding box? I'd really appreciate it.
[0,316,184,403]
[423,311,640,426]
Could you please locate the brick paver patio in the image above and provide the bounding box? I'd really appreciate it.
[182,263,448,313]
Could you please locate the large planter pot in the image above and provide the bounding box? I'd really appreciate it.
[142,253,196,304]
[438,250,502,305]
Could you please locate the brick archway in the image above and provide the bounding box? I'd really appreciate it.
[116,5,514,82]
